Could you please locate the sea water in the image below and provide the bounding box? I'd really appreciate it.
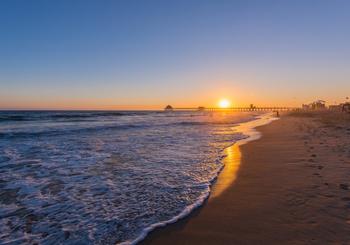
[0,110,261,244]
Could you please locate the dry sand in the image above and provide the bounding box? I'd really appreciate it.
[142,111,350,244]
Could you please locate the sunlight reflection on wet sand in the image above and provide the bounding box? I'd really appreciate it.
[209,113,278,200]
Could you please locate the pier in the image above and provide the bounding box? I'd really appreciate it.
[165,106,297,112]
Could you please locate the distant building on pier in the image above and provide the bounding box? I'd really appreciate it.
[164,105,173,111]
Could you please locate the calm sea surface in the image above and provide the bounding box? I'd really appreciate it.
[0,110,260,244]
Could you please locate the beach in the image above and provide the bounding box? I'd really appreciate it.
[142,111,350,244]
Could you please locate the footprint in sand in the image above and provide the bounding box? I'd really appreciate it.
[339,184,349,190]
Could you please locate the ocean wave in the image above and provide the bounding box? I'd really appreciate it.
[123,159,226,245]
[0,111,271,245]
[173,121,236,126]
[0,115,29,122]
[0,111,158,122]
[0,123,148,139]
[0,115,247,139]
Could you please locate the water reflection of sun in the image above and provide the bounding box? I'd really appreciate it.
[210,144,240,199]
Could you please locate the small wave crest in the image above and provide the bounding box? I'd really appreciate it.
[0,111,156,122]
[0,123,147,139]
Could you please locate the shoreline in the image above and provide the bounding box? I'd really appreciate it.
[127,113,278,244]
[142,111,350,244]
[209,113,278,199]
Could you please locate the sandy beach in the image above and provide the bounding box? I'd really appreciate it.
[142,111,350,244]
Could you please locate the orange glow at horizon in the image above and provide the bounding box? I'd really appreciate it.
[2,90,347,110]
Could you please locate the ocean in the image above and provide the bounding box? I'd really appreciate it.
[0,110,266,244]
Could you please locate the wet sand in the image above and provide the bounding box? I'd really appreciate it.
[142,111,350,244]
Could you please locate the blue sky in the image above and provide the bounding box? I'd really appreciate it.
[1,0,350,109]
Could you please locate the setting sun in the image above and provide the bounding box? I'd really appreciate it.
[218,99,231,108]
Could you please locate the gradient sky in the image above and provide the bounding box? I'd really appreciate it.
[1,0,350,109]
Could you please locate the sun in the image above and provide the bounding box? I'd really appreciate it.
[218,99,231,108]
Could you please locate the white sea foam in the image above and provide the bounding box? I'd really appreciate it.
[122,113,278,245]
[0,111,275,244]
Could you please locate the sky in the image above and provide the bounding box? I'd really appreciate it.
[1,0,350,110]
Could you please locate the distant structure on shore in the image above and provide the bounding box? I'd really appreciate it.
[302,100,326,110]
[329,104,342,111]
[327,103,350,113]
[302,98,350,113]
[341,102,350,113]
